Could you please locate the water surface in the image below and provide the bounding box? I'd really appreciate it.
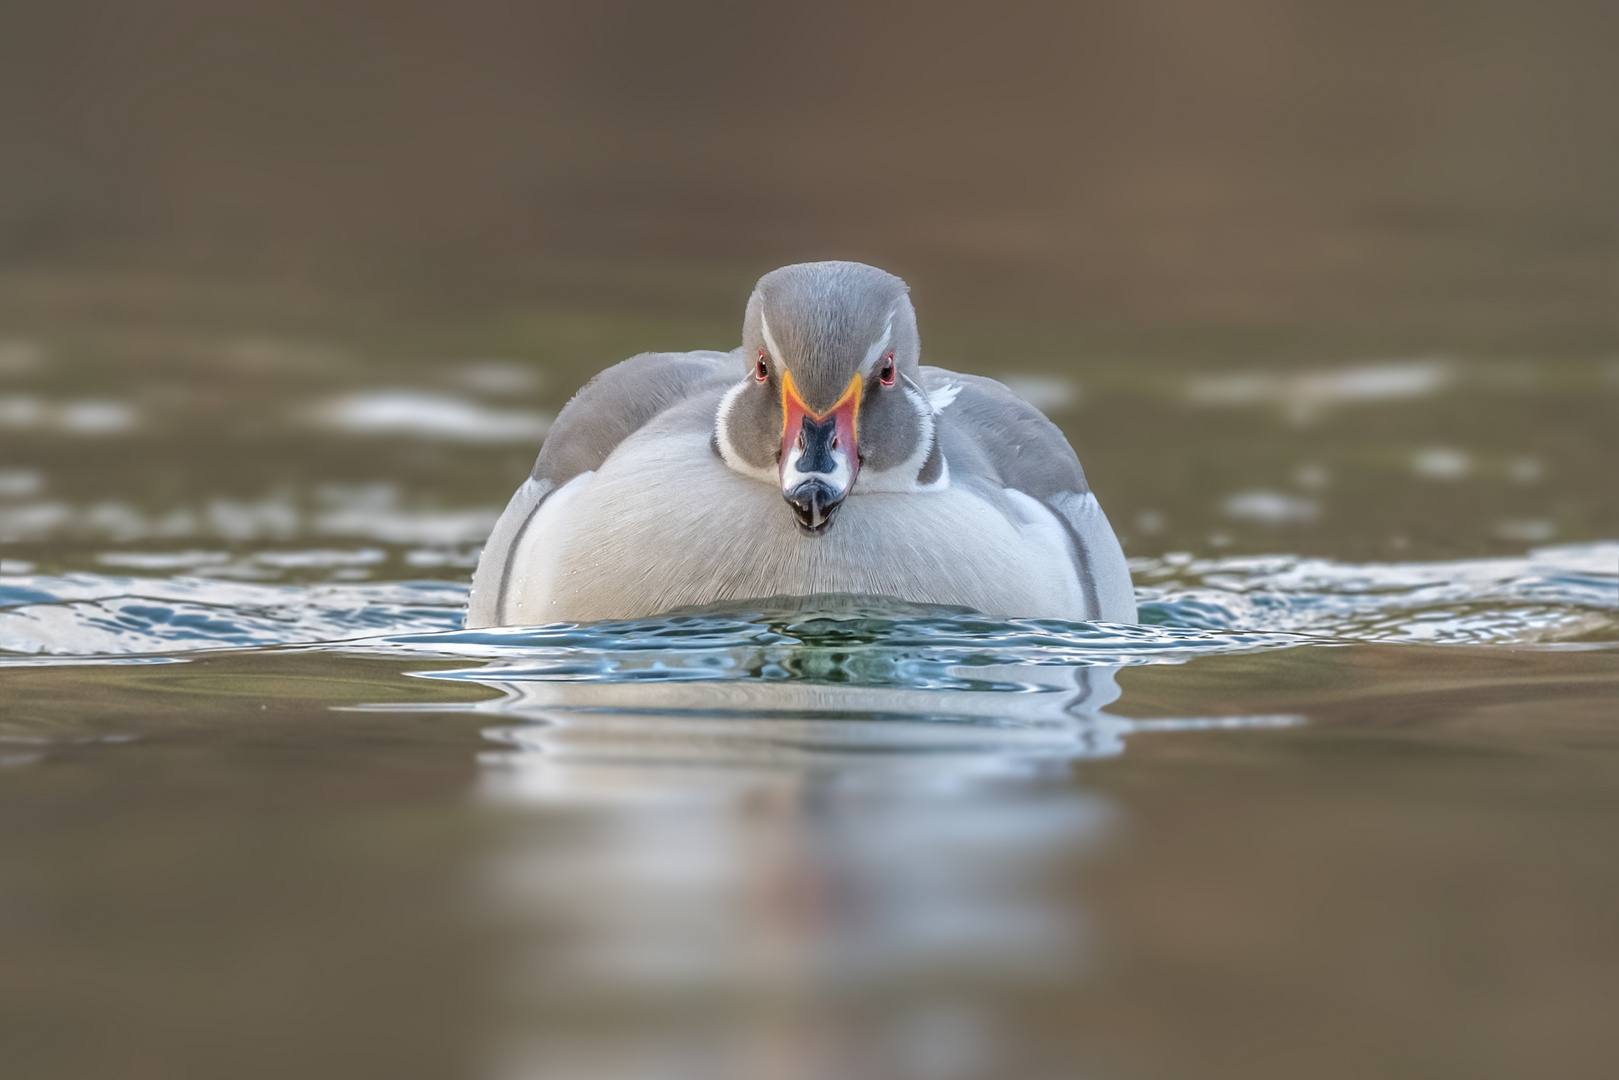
[2,316,1617,1079]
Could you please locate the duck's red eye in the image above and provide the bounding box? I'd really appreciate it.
[879,354,896,386]
[755,353,769,381]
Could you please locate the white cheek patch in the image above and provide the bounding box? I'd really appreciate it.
[857,384,948,493]
[713,379,778,484]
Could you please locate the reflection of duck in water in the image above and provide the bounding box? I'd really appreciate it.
[434,623,1135,1076]
[468,261,1135,627]
[474,648,1128,791]
[472,658,1122,1073]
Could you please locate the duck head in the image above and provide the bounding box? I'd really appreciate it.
[714,261,933,533]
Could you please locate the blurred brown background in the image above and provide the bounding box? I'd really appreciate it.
[3,0,1615,343]
[2,0,1615,566]
[3,13,1617,1079]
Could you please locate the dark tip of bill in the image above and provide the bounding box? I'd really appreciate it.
[786,479,841,534]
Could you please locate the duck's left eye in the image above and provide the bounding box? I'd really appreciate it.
[878,354,896,386]
[755,353,769,381]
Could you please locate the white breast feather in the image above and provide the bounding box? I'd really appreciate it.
[499,423,1091,623]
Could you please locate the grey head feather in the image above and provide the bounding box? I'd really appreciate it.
[743,261,916,409]
[724,261,931,483]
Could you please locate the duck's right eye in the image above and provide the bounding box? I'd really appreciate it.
[755,353,769,381]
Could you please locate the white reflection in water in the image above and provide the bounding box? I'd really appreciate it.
[1185,358,1451,425]
[400,606,1318,1080]
[308,389,553,443]
[461,660,1125,1079]
[0,395,139,434]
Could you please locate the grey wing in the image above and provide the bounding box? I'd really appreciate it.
[466,350,738,627]
[929,369,1137,623]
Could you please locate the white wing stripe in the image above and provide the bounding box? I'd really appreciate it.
[714,379,779,484]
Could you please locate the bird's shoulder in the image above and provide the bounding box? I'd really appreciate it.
[922,366,1089,499]
[531,349,739,485]
[923,367,1134,622]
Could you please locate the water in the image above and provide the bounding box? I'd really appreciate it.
[3,308,1618,1079]
[5,3,1619,1071]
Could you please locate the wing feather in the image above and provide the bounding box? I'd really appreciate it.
[467,350,737,627]
[929,369,1136,622]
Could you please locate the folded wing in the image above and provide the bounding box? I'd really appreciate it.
[467,350,737,627]
[928,369,1136,623]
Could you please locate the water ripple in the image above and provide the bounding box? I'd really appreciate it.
[1136,541,1617,644]
[0,543,1612,660]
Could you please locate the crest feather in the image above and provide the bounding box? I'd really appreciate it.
[926,383,961,414]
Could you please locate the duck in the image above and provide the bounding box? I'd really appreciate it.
[466,261,1135,627]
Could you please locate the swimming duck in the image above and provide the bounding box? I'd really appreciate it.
[467,261,1135,627]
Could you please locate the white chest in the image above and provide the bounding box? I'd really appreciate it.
[500,428,1086,624]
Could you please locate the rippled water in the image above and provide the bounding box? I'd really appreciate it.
[3,308,1617,1079]
[5,541,1615,1078]
[4,541,1612,658]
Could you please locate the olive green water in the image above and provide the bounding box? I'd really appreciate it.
[2,292,1617,1080]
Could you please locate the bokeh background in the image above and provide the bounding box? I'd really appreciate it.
[2,0,1616,568]
[4,7,1619,1080]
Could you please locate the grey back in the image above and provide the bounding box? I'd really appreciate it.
[531,350,738,487]
[929,369,1135,622]
[466,350,736,626]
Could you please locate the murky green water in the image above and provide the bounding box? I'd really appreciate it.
[2,298,1617,1079]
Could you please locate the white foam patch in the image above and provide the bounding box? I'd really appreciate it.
[1493,519,1556,543]
[0,576,466,656]
[2,542,1613,658]
[1411,447,1472,480]
[309,390,552,444]
[252,548,387,568]
[0,501,72,541]
[97,551,233,570]
[313,506,499,545]
[1186,359,1451,424]
[0,469,44,499]
[1001,374,1079,412]
[454,361,543,396]
[1222,490,1320,526]
[406,547,482,569]
[0,396,139,435]
[1,487,500,546]
[1133,541,1619,645]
